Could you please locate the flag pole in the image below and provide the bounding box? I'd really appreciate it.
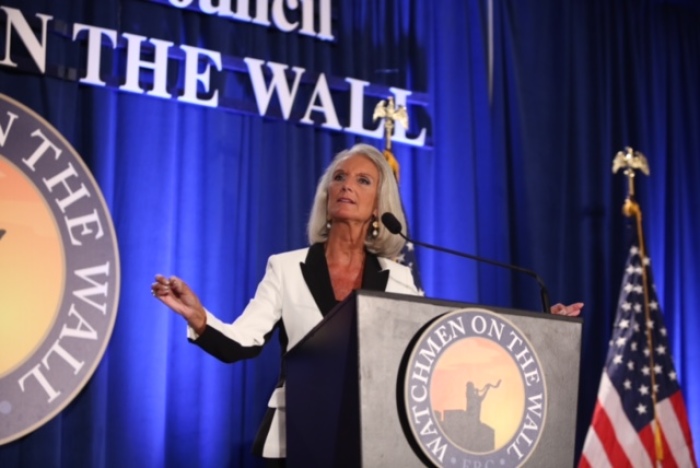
[373,96,408,182]
[372,96,425,293]
[613,147,664,463]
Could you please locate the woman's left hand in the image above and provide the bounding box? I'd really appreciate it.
[550,302,583,316]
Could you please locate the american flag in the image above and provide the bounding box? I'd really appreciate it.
[382,148,424,294]
[579,242,697,467]
[395,238,424,295]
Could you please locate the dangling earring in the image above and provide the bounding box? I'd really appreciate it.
[326,219,332,231]
[371,218,379,238]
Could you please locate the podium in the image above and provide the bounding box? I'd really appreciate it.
[285,291,582,467]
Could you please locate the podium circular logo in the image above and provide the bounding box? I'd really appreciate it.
[399,308,546,467]
[0,94,120,445]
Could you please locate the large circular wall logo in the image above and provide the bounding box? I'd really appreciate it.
[399,308,546,467]
[0,94,120,445]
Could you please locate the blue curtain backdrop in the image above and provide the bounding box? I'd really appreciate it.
[0,0,698,466]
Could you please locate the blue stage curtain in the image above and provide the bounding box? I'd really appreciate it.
[491,0,700,457]
[0,0,698,466]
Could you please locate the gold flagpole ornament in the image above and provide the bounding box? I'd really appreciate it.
[612,146,664,463]
[373,96,408,181]
[612,146,650,217]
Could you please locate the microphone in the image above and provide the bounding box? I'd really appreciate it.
[381,213,552,314]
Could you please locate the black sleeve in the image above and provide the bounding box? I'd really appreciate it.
[189,322,278,363]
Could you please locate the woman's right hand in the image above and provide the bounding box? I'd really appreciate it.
[152,274,207,334]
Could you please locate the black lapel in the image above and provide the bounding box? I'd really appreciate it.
[362,252,390,292]
[300,244,390,316]
[300,243,338,316]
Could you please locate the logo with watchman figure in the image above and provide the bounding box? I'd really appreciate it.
[400,308,546,467]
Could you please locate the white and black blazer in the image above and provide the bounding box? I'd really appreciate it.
[187,243,419,459]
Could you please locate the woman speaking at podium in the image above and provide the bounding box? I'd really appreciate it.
[151,143,582,465]
[151,143,420,465]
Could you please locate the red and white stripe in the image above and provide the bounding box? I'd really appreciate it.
[579,372,697,468]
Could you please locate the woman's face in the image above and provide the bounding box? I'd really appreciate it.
[327,154,380,225]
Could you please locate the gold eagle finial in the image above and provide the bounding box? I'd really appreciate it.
[612,146,650,217]
[373,96,409,151]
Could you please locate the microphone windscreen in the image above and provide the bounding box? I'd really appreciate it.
[381,213,402,234]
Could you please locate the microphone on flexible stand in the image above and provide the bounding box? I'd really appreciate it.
[381,213,552,314]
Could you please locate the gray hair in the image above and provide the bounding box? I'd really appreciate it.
[307,143,407,258]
